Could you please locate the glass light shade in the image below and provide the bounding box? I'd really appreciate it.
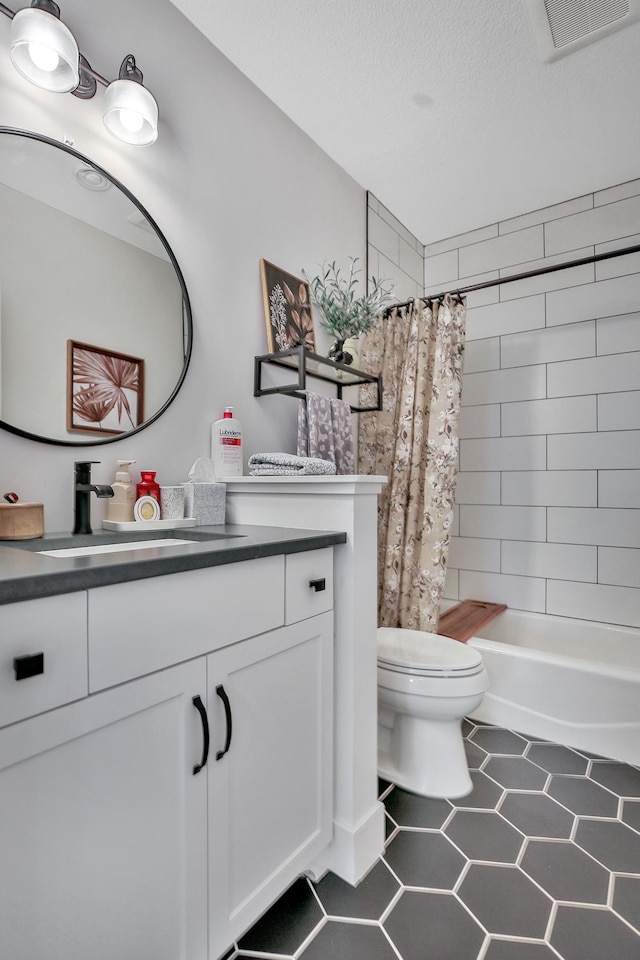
[10,7,79,93]
[103,79,158,146]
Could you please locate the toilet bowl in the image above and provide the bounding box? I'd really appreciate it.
[377,627,489,799]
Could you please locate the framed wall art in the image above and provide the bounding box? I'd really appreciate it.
[67,340,145,435]
[260,259,316,353]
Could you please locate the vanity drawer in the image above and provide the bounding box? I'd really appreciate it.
[285,548,334,625]
[88,555,285,691]
[0,593,88,728]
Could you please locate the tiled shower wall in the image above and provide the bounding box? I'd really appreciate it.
[424,180,640,629]
[367,192,424,302]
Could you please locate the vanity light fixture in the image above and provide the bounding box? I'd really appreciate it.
[103,54,158,146]
[9,0,78,93]
[0,1,159,145]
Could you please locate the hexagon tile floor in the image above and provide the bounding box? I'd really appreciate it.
[227,720,640,960]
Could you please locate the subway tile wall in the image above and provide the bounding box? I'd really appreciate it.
[367,192,424,302]
[424,178,640,628]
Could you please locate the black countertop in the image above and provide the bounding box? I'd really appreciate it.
[0,525,347,605]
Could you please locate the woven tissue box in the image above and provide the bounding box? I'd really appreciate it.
[0,502,44,540]
[183,482,226,525]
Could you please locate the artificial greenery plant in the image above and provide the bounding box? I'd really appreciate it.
[304,258,395,341]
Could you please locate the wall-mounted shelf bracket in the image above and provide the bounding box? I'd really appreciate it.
[253,345,382,412]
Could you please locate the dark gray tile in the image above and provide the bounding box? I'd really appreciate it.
[526,743,589,775]
[484,756,549,790]
[314,862,399,920]
[384,813,397,842]
[462,718,475,738]
[613,876,640,932]
[551,904,640,960]
[450,770,504,810]
[575,818,640,873]
[458,864,552,938]
[484,940,559,959]
[384,829,466,888]
[384,786,452,828]
[521,840,609,904]
[622,799,640,832]
[378,777,392,798]
[384,890,485,960]
[548,774,619,817]
[464,738,488,769]
[589,761,640,798]
[471,727,528,755]
[298,920,398,960]
[445,810,524,863]
[499,791,574,839]
[236,877,322,955]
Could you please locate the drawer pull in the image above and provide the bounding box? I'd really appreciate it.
[192,695,210,775]
[215,684,233,760]
[309,578,326,592]
[14,652,44,681]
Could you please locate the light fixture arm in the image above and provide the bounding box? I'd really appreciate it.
[30,0,60,15]
[118,53,143,84]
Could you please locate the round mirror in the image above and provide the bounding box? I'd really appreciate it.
[0,127,192,445]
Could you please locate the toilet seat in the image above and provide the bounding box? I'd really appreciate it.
[377,627,484,678]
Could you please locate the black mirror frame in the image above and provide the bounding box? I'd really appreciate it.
[0,126,193,446]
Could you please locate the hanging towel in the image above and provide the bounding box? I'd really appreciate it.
[297,392,355,475]
[248,452,337,476]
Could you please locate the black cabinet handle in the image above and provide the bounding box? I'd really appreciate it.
[14,652,44,681]
[216,684,233,760]
[309,578,326,592]
[192,695,210,775]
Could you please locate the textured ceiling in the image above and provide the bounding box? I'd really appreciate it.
[169,0,640,245]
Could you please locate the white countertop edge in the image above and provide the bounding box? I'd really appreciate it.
[225,474,387,494]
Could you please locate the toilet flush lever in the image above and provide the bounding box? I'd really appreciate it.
[309,578,326,592]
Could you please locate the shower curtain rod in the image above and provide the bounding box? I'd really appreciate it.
[384,241,640,315]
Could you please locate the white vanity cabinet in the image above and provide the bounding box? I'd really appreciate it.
[208,611,333,959]
[0,547,335,960]
[0,654,209,960]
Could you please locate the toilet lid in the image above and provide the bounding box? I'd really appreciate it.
[377,627,484,677]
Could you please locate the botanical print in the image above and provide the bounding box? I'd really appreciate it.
[357,295,466,630]
[260,259,316,352]
[67,340,144,435]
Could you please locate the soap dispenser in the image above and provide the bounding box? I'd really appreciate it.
[106,460,137,523]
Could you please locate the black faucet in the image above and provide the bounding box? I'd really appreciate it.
[73,461,114,535]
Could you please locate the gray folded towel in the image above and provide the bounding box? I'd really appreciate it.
[248,452,337,476]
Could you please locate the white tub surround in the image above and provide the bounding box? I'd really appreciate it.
[467,609,640,766]
[431,178,640,633]
[226,474,387,886]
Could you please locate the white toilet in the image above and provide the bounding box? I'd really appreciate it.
[377,627,489,799]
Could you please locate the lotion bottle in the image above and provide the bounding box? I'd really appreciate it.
[211,406,243,478]
[106,460,137,523]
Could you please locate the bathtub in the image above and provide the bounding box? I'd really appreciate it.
[465,609,640,766]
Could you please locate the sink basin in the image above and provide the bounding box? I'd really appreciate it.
[38,538,199,558]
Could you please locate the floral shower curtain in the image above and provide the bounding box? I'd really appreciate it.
[357,294,466,631]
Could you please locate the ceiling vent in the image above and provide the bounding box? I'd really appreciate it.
[524,0,640,59]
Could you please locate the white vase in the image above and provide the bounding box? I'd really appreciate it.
[329,337,360,370]
[343,338,360,368]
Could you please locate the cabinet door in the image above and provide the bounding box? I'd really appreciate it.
[208,611,333,959]
[0,658,208,960]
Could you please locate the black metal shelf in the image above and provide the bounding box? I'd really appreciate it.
[254,345,382,412]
